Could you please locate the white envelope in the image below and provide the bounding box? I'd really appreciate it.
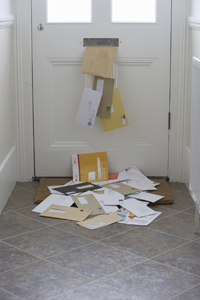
[121,198,156,218]
[32,194,74,214]
[103,188,124,206]
[75,87,102,128]
[119,211,162,226]
[132,192,164,203]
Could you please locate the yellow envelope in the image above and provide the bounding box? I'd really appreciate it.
[81,45,118,78]
[72,152,108,182]
[100,88,129,132]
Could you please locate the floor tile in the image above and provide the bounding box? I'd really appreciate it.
[168,182,190,193]
[100,260,200,300]
[182,206,196,215]
[148,205,178,220]
[54,219,134,241]
[16,205,67,225]
[5,226,92,259]
[48,242,144,279]
[0,211,47,240]
[0,241,39,273]
[5,189,36,210]
[151,241,200,276]
[149,211,198,240]
[16,181,39,188]
[0,260,92,300]
[168,190,195,211]
[50,281,143,300]
[1,208,10,215]
[171,284,200,300]
[22,184,39,193]
[100,227,187,259]
[0,288,21,299]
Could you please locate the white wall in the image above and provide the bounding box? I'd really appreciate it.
[0,27,13,166]
[0,0,17,213]
[191,0,200,16]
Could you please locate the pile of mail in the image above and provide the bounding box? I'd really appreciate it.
[32,161,164,230]
[75,45,129,131]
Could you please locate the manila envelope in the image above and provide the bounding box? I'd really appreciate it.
[81,45,118,78]
[102,182,140,196]
[93,76,115,118]
[72,152,108,182]
[77,212,124,230]
[100,88,129,132]
[40,204,92,221]
[72,194,105,215]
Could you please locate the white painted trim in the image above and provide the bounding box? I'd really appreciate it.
[0,14,14,28]
[169,0,191,183]
[13,0,34,182]
[188,16,200,30]
[0,146,17,213]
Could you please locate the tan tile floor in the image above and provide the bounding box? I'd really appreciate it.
[0,181,199,300]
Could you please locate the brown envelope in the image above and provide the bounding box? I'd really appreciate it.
[102,182,140,196]
[77,212,124,230]
[72,194,105,215]
[93,76,115,118]
[81,45,118,78]
[40,204,92,221]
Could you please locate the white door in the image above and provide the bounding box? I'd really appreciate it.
[32,0,171,177]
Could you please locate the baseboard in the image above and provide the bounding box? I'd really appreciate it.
[0,146,17,213]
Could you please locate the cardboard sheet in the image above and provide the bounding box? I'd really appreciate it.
[75,87,102,128]
[72,194,105,215]
[40,204,92,221]
[77,212,124,230]
[53,182,101,195]
[102,182,139,196]
[72,152,108,182]
[100,88,129,132]
[93,77,115,118]
[81,45,118,78]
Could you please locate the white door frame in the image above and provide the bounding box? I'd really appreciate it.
[13,0,191,183]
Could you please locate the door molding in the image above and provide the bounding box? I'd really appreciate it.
[13,0,191,182]
[169,0,191,183]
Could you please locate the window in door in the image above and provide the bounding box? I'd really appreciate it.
[47,0,92,23]
[111,0,156,23]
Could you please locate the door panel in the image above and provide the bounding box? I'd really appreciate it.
[32,0,171,177]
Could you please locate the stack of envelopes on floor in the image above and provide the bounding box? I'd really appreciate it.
[32,157,172,229]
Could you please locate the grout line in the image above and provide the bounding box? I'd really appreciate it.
[6,208,58,226]
[0,259,43,275]
[148,240,192,259]
[0,287,24,299]
[168,283,200,300]
[44,241,96,259]
[53,223,138,243]
[1,225,51,241]
[42,258,95,281]
[146,226,198,242]
[147,258,200,279]
[64,280,146,300]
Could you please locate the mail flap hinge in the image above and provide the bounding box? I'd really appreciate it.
[168,112,171,130]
